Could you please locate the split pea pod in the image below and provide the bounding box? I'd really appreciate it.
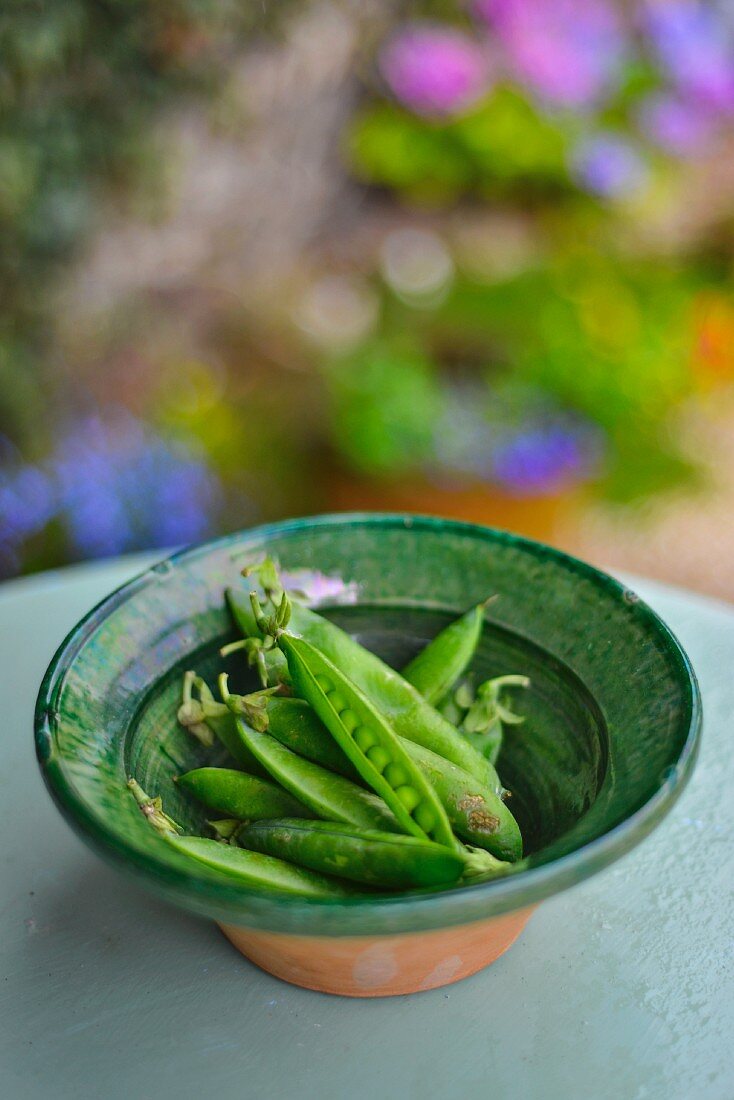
[278,633,457,849]
[176,767,316,822]
[265,697,522,861]
[227,587,503,795]
[238,819,466,889]
[128,778,354,898]
[216,681,400,834]
[401,602,487,705]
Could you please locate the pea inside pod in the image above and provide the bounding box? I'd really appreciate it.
[264,696,522,861]
[238,819,467,889]
[278,633,457,850]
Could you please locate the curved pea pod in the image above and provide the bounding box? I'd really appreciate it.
[221,701,401,834]
[238,819,466,889]
[265,698,522,861]
[405,741,522,862]
[176,767,316,822]
[401,602,486,705]
[227,587,502,795]
[279,634,457,849]
[165,834,357,897]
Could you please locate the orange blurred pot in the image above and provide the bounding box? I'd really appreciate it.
[327,469,579,546]
[219,907,535,997]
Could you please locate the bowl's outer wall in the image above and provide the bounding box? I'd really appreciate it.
[35,514,701,936]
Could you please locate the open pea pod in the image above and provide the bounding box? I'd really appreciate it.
[278,633,457,850]
[227,586,503,795]
[265,697,522,861]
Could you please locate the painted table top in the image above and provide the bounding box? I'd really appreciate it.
[1,555,731,1100]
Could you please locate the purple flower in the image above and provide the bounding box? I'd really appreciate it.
[492,424,599,496]
[571,133,648,197]
[475,0,626,109]
[0,410,224,575]
[643,1,734,112]
[379,24,491,117]
[637,93,718,157]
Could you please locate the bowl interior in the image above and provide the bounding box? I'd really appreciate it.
[36,515,700,936]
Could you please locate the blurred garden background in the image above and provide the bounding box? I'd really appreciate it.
[3,0,734,598]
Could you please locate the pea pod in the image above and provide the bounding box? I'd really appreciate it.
[227,586,503,794]
[238,819,466,889]
[168,835,356,897]
[268,697,363,782]
[401,602,487,705]
[128,778,354,898]
[278,633,457,849]
[176,767,316,822]
[265,697,522,861]
[216,682,401,834]
[405,740,522,862]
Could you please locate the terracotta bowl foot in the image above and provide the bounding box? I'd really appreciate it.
[218,908,534,997]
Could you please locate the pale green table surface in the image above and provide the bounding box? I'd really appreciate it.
[1,556,731,1100]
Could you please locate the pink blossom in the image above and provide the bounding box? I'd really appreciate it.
[475,0,626,109]
[379,24,491,118]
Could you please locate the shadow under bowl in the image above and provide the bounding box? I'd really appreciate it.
[35,514,701,996]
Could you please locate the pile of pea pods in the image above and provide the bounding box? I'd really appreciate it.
[130,560,529,898]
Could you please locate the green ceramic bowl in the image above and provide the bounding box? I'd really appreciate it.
[35,514,701,996]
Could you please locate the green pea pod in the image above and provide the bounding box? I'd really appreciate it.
[401,602,486,705]
[404,741,522,862]
[166,834,357,897]
[279,633,457,849]
[128,777,353,898]
[176,767,316,822]
[265,697,522,861]
[238,818,467,889]
[268,697,363,782]
[217,691,401,834]
[227,587,503,794]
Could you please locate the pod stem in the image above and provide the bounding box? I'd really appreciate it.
[217,673,278,732]
[241,556,284,604]
[177,670,216,746]
[460,845,510,880]
[127,778,182,835]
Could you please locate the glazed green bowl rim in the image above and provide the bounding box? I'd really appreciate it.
[35,513,701,933]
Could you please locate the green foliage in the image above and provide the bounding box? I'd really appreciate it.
[323,342,443,476]
[0,0,286,445]
[347,87,572,203]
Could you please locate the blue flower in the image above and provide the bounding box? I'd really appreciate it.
[571,132,648,197]
[0,410,224,576]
